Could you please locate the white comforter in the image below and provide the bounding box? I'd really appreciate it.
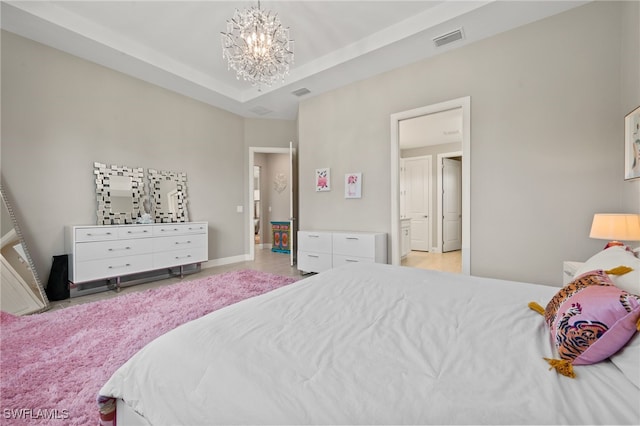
[100,263,640,425]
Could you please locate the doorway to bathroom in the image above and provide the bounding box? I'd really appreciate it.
[248,145,297,267]
[390,96,470,274]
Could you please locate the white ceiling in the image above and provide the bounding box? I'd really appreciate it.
[1,0,586,127]
[399,108,462,149]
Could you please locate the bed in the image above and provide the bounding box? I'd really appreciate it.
[98,261,640,425]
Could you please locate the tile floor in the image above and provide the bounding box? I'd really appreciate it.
[401,250,462,274]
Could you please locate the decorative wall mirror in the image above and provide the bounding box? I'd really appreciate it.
[0,184,49,315]
[94,162,145,225]
[148,169,188,223]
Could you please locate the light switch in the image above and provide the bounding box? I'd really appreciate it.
[236,205,243,213]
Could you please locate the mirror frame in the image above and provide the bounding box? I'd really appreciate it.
[0,183,49,312]
[94,162,145,225]
[148,169,188,223]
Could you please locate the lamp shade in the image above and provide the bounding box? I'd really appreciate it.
[589,214,640,241]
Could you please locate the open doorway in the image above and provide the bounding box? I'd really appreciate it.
[390,97,470,274]
[248,146,297,265]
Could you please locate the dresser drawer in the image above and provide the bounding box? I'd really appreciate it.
[332,254,374,268]
[297,251,332,273]
[153,223,207,236]
[297,231,332,253]
[154,247,207,268]
[154,234,207,252]
[332,233,377,257]
[75,238,154,262]
[74,254,154,282]
[75,227,118,242]
[117,225,153,239]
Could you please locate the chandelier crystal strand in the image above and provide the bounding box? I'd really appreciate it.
[221,2,294,89]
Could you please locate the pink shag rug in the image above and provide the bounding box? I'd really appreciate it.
[0,269,297,425]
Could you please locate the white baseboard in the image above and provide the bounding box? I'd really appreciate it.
[201,254,250,269]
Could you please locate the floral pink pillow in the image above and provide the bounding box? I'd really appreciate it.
[543,270,640,373]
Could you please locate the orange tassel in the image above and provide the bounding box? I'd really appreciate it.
[605,265,633,276]
[544,358,576,378]
[636,317,640,331]
[528,301,545,316]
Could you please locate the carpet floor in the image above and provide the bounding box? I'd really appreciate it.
[0,269,298,425]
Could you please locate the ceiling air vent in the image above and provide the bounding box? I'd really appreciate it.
[249,106,272,116]
[433,28,464,48]
[291,88,311,97]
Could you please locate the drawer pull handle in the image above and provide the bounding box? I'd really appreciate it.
[308,254,319,258]
[308,235,320,238]
[345,259,358,263]
[346,237,359,240]
[108,247,131,251]
[175,241,192,245]
[175,254,192,260]
[161,228,180,232]
[87,232,112,236]
[127,230,149,234]
[108,263,131,269]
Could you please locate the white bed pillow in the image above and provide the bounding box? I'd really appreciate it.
[611,332,640,389]
[574,246,640,295]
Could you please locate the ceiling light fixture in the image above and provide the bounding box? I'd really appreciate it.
[221,1,294,90]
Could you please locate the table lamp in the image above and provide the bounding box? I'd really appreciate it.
[589,214,640,248]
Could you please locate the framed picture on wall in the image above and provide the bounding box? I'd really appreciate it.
[344,173,362,198]
[625,105,640,181]
[315,168,331,191]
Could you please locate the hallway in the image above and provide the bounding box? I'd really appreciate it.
[401,250,462,274]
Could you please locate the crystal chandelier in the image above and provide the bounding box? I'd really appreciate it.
[221,1,294,89]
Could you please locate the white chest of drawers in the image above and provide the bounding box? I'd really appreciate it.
[298,230,387,274]
[65,222,208,288]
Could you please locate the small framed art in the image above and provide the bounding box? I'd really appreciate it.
[344,173,362,199]
[315,168,330,191]
[625,105,640,181]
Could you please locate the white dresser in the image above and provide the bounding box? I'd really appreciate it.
[297,230,386,274]
[65,222,208,294]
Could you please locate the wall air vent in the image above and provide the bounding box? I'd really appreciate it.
[291,88,311,97]
[249,106,273,116]
[433,28,464,48]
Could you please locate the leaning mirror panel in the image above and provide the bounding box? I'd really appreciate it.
[0,185,49,315]
[94,162,144,225]
[148,169,188,223]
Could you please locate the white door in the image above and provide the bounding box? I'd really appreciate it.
[442,158,462,252]
[288,142,296,267]
[405,157,431,251]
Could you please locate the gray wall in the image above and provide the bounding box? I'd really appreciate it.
[1,31,296,281]
[265,153,291,229]
[298,1,640,286]
[621,0,640,204]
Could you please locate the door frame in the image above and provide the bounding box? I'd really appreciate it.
[248,146,291,261]
[390,96,471,274]
[436,151,462,253]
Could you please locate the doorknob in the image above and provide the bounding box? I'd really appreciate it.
[424,215,428,218]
